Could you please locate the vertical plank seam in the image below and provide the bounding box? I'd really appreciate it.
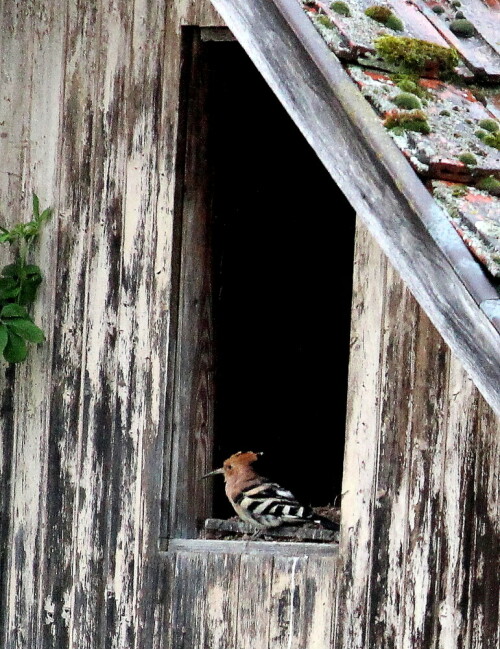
[227,552,242,649]
[265,554,276,649]
[365,238,388,648]
[397,289,418,649]
[432,339,453,648]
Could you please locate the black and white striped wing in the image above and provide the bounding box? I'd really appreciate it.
[234,482,312,528]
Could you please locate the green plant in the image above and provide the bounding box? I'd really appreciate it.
[478,119,499,133]
[384,109,431,134]
[458,152,477,166]
[365,5,392,22]
[396,79,417,93]
[330,1,351,16]
[375,35,459,77]
[475,124,500,150]
[451,185,467,197]
[0,194,51,363]
[476,176,500,196]
[364,5,403,30]
[432,5,444,13]
[449,19,475,37]
[393,92,422,109]
[385,15,404,31]
[483,133,500,148]
[317,14,335,28]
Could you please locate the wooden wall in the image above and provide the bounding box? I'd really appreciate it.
[0,1,498,648]
[160,543,339,649]
[339,220,500,649]
[0,0,223,647]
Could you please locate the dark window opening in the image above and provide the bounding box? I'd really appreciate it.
[164,29,355,542]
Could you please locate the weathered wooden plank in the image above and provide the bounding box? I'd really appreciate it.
[33,0,100,647]
[467,397,500,649]
[204,553,240,648]
[269,555,309,649]
[236,553,274,649]
[117,0,172,646]
[367,258,421,648]
[21,2,67,646]
[400,301,449,648]
[61,0,130,645]
[168,552,209,648]
[167,28,215,539]
[438,357,480,649]
[153,554,176,649]
[0,3,66,647]
[167,539,339,556]
[336,218,387,649]
[304,555,338,649]
[0,365,15,645]
[0,0,37,643]
[211,0,500,418]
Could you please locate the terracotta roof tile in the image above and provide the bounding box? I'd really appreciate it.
[347,66,500,181]
[304,0,453,63]
[432,180,500,276]
[413,0,500,79]
[302,0,500,277]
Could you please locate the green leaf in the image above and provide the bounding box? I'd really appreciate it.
[2,262,22,278]
[39,207,52,224]
[3,329,27,363]
[33,193,40,219]
[0,324,7,355]
[24,264,42,278]
[18,275,42,305]
[1,303,29,319]
[0,285,21,301]
[8,318,45,343]
[0,277,19,290]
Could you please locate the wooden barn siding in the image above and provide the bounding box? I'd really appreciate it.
[339,219,499,649]
[0,0,223,647]
[160,548,339,649]
[0,1,498,648]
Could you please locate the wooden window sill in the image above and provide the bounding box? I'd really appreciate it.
[162,518,339,555]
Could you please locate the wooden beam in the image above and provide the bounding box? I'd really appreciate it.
[210,0,500,415]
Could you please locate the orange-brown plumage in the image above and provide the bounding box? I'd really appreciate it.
[219,451,263,501]
[203,450,339,531]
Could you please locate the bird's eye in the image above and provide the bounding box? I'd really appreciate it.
[226,464,232,470]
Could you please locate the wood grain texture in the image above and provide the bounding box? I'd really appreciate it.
[159,547,339,648]
[211,0,500,417]
[339,220,500,649]
[166,28,215,540]
[236,553,274,649]
[0,2,66,647]
[0,0,174,646]
[336,218,387,649]
[0,0,498,648]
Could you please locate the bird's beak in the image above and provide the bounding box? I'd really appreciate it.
[201,467,224,479]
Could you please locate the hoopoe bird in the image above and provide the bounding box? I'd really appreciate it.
[203,450,338,531]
